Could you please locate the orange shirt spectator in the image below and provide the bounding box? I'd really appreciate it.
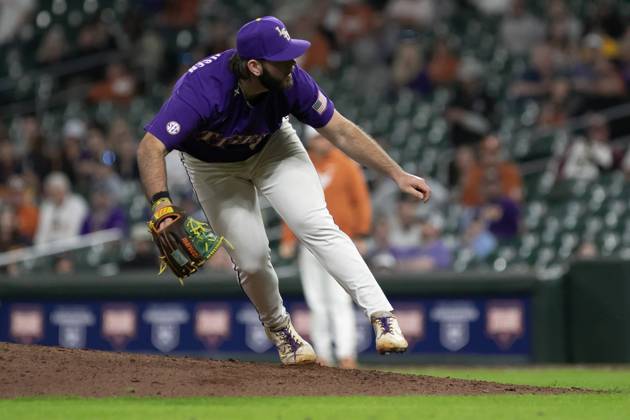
[88,63,136,105]
[301,29,333,72]
[461,135,523,207]
[282,130,372,249]
[6,176,38,242]
[161,0,198,28]
[427,39,460,85]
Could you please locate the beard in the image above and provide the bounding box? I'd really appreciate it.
[259,65,293,91]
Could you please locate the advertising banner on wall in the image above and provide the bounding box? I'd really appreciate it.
[0,296,530,359]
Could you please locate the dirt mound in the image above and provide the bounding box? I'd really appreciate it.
[0,342,580,397]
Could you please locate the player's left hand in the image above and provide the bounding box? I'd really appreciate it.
[395,171,431,203]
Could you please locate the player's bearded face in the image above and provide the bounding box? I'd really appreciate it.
[259,60,294,91]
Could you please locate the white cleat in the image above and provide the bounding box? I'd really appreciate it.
[371,311,408,355]
[265,316,317,365]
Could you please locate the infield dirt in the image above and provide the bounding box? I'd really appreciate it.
[0,342,583,397]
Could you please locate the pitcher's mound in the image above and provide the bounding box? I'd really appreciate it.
[0,342,579,397]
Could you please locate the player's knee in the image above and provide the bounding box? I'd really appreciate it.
[235,250,272,274]
[292,213,339,243]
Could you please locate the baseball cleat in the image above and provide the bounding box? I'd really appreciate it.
[265,316,317,365]
[371,311,408,354]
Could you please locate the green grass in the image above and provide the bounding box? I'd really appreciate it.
[2,368,629,420]
[395,366,630,392]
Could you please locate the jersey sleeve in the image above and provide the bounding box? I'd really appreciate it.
[144,77,212,150]
[289,66,335,128]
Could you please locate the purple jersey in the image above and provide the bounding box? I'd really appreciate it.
[145,49,335,162]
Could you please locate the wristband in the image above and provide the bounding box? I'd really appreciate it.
[151,191,171,204]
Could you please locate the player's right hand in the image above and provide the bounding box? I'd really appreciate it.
[395,171,431,203]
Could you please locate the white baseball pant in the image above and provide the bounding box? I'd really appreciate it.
[181,120,393,329]
[298,245,357,363]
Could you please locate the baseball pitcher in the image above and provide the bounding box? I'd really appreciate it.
[137,16,431,365]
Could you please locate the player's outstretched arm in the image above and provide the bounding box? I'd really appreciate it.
[317,110,431,202]
[137,132,170,204]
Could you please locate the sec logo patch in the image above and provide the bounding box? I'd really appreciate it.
[166,121,181,135]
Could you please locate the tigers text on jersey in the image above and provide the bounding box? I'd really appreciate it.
[145,49,335,162]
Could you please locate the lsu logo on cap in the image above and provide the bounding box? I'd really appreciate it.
[275,26,290,40]
[166,121,181,135]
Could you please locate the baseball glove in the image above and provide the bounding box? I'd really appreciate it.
[148,205,230,285]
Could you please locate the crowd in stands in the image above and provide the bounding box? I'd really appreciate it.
[0,0,629,276]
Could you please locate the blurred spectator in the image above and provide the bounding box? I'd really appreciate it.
[391,35,431,95]
[80,184,128,235]
[572,52,627,110]
[389,192,423,247]
[473,0,511,16]
[0,141,23,186]
[562,114,613,181]
[461,135,523,206]
[197,19,234,55]
[396,214,452,271]
[300,24,335,73]
[547,0,582,61]
[335,1,379,46]
[5,175,38,244]
[0,0,35,44]
[93,163,125,203]
[21,116,53,183]
[448,145,476,192]
[0,204,30,252]
[499,0,545,56]
[366,216,397,271]
[73,125,106,190]
[158,0,199,28]
[0,204,22,276]
[537,78,576,128]
[107,117,140,181]
[88,62,137,105]
[34,172,88,245]
[85,125,115,164]
[36,25,69,64]
[115,137,140,181]
[58,119,88,185]
[77,18,116,55]
[426,37,460,86]
[318,0,379,72]
[461,216,497,260]
[136,29,166,84]
[446,57,494,147]
[476,177,520,241]
[386,0,436,30]
[510,44,557,100]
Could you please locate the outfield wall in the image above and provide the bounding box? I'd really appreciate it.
[0,260,628,364]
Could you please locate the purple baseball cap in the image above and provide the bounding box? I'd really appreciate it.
[236,16,311,61]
